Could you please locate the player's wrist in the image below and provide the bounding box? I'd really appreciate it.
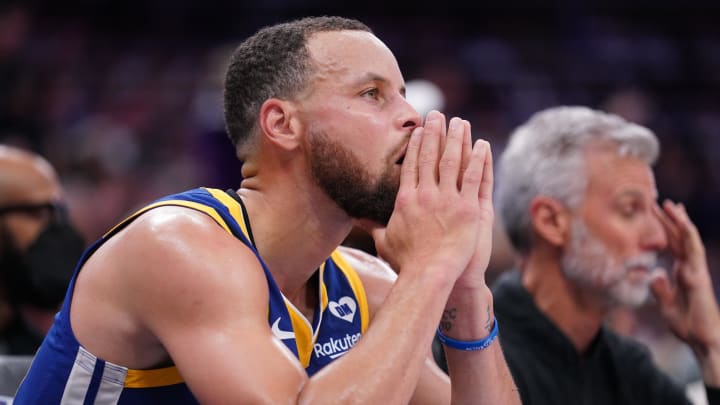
[437,318,498,351]
[441,285,495,341]
[447,283,493,309]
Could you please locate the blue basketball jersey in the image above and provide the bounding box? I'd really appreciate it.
[14,187,369,404]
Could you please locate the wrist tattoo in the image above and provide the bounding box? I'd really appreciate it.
[441,308,457,332]
[484,305,493,332]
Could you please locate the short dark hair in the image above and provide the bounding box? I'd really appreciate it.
[224,16,371,157]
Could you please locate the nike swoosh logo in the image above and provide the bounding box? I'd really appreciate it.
[329,351,349,359]
[271,317,295,341]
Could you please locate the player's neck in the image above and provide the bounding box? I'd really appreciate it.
[236,172,352,295]
[285,271,321,323]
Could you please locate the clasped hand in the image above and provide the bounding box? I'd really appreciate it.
[371,111,494,288]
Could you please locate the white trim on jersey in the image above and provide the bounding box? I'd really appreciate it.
[60,346,127,405]
[60,347,96,405]
[94,362,126,404]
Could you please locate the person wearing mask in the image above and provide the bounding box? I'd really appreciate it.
[0,144,84,355]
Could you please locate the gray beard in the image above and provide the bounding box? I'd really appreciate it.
[561,219,656,308]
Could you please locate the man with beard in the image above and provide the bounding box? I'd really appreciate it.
[479,106,719,404]
[15,17,519,404]
[0,145,84,355]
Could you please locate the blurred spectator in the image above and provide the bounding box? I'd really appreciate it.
[0,144,84,354]
[440,106,720,405]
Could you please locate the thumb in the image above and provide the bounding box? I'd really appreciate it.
[352,219,397,268]
[650,269,677,317]
[353,219,386,242]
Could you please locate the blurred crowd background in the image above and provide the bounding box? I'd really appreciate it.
[1,0,718,390]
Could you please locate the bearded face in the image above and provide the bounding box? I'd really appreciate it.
[308,128,400,225]
[561,219,658,308]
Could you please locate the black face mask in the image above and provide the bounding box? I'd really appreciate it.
[0,206,85,310]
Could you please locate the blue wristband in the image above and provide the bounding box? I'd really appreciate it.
[436,318,499,351]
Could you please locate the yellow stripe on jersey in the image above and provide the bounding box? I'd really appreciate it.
[103,199,232,238]
[331,250,370,333]
[124,366,184,388]
[286,301,314,367]
[319,267,329,313]
[287,263,332,368]
[204,188,251,239]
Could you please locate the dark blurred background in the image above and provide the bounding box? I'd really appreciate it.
[1,0,719,389]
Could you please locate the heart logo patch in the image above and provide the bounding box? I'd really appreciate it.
[328,296,357,323]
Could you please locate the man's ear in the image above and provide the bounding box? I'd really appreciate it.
[529,196,571,248]
[258,98,302,151]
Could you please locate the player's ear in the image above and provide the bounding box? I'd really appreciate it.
[258,98,302,151]
[530,196,571,248]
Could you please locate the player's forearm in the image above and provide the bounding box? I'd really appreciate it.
[441,286,520,405]
[299,265,456,404]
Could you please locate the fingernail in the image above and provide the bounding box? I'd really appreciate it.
[426,110,443,122]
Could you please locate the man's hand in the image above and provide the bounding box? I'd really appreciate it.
[651,200,720,386]
[454,119,494,291]
[370,110,490,285]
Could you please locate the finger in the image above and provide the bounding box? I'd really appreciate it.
[672,203,705,254]
[477,140,494,204]
[370,229,397,270]
[366,225,386,246]
[353,218,384,236]
[418,112,442,187]
[662,200,692,237]
[400,127,423,188]
[653,202,682,255]
[458,120,472,189]
[663,200,705,257]
[438,117,464,191]
[460,140,487,200]
[652,201,673,233]
[650,269,679,319]
[438,113,448,160]
[661,200,685,233]
[354,218,391,262]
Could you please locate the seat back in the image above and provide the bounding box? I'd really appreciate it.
[0,356,33,397]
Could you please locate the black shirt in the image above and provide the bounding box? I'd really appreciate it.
[433,270,720,404]
[495,270,720,405]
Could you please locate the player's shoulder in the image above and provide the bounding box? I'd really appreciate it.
[116,204,236,250]
[336,245,396,282]
[96,204,261,284]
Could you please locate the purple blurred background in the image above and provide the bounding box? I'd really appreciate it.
[1,0,719,388]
